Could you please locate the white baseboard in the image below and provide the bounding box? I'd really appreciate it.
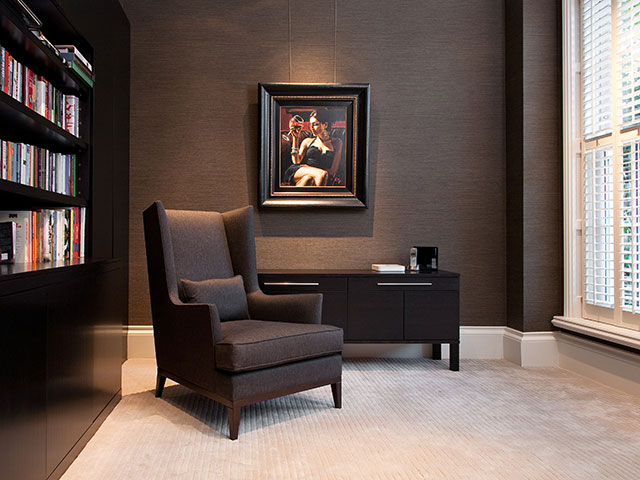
[555,331,640,396]
[125,326,507,360]
[127,325,155,359]
[125,324,639,396]
[503,328,558,367]
[460,326,505,359]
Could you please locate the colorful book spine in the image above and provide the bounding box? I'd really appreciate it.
[68,60,93,88]
[0,45,82,136]
[0,46,5,93]
[0,140,77,195]
[0,208,85,263]
[64,95,77,136]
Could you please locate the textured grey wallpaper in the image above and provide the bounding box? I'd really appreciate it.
[506,0,563,332]
[121,0,514,327]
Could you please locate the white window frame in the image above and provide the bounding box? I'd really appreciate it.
[563,0,583,321]
[559,0,640,345]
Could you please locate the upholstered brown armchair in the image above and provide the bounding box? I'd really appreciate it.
[142,201,343,439]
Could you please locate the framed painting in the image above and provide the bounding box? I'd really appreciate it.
[259,83,370,208]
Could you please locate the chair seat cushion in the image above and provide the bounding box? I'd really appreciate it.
[216,320,343,372]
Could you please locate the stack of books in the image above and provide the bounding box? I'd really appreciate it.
[56,45,94,88]
[371,263,406,272]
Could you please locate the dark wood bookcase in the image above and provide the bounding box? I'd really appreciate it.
[0,1,129,479]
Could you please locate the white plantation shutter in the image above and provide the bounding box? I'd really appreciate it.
[573,0,640,328]
[584,146,615,307]
[583,0,613,138]
[620,140,640,311]
[618,0,640,129]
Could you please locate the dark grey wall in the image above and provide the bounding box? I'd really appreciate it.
[120,0,547,329]
[506,0,525,331]
[522,0,563,332]
[506,0,563,332]
[56,0,131,354]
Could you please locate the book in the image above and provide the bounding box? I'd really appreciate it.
[0,221,16,263]
[64,95,79,136]
[68,60,94,88]
[72,207,79,259]
[63,209,70,259]
[0,47,4,93]
[56,45,92,72]
[79,208,85,258]
[31,31,59,56]
[371,263,406,272]
[59,52,92,78]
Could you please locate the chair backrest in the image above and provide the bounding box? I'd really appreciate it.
[166,209,234,283]
[143,201,260,310]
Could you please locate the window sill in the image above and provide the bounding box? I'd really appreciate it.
[552,316,640,350]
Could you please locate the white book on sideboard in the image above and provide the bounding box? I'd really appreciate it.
[371,263,406,272]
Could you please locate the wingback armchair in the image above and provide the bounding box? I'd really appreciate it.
[143,202,343,439]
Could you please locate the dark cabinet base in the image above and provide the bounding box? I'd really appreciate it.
[260,269,461,371]
[0,290,47,480]
[0,260,124,480]
[47,391,121,480]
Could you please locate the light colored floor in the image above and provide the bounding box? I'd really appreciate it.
[61,358,640,480]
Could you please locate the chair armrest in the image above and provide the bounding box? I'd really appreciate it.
[167,299,223,341]
[246,290,323,324]
[152,299,222,391]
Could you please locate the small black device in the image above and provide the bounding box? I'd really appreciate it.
[0,221,16,264]
[409,246,438,272]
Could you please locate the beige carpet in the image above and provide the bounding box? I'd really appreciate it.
[61,359,640,480]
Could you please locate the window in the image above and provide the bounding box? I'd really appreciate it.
[578,0,640,330]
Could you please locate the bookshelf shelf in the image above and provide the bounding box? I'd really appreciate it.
[0,256,95,278]
[0,92,87,152]
[0,178,86,207]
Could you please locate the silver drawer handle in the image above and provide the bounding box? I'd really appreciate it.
[377,282,433,286]
[263,282,320,286]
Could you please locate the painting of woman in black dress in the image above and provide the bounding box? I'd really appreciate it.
[280,107,346,187]
[258,83,369,208]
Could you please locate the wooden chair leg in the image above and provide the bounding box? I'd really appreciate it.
[331,381,342,409]
[228,405,241,440]
[155,374,166,398]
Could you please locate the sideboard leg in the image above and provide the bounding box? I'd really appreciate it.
[432,343,441,360]
[449,343,459,371]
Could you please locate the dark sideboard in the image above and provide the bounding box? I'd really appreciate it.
[258,269,460,370]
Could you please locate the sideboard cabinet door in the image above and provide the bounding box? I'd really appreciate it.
[404,290,460,341]
[347,278,404,341]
